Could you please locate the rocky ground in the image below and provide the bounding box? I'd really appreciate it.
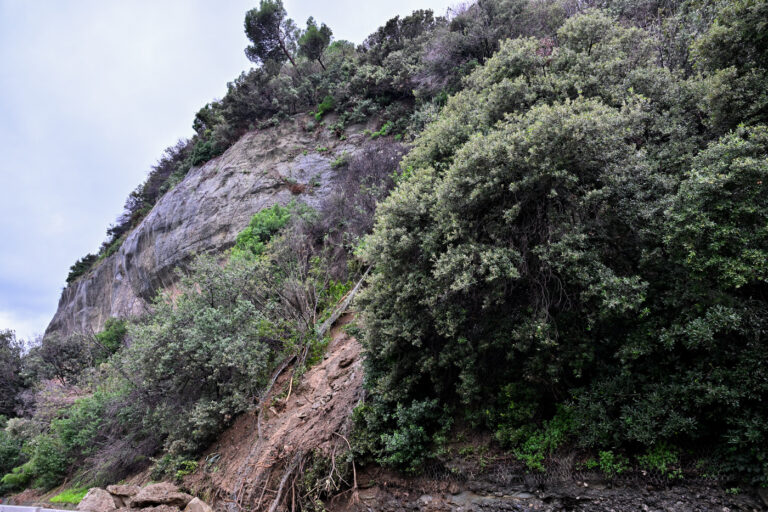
[76,483,213,512]
[343,470,768,512]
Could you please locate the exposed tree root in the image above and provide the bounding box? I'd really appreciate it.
[268,453,302,512]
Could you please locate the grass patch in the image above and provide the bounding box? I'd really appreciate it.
[50,487,89,504]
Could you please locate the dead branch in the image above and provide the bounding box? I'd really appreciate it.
[332,432,359,503]
[268,453,302,512]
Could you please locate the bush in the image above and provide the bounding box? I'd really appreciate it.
[355,7,768,484]
[0,428,22,476]
[514,408,573,473]
[314,95,334,121]
[1,462,34,492]
[1,434,70,491]
[94,318,127,356]
[0,330,24,417]
[637,443,682,480]
[231,203,294,259]
[150,454,198,483]
[52,392,110,461]
[122,255,278,455]
[66,254,98,284]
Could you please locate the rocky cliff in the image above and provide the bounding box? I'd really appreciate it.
[46,117,364,337]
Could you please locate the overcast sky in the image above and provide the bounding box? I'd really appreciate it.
[0,0,456,340]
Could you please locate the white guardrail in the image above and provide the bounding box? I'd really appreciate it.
[0,505,73,512]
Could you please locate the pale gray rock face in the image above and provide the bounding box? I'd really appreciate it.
[46,118,363,337]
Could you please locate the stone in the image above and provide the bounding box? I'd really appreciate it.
[141,506,181,512]
[77,488,118,512]
[129,483,193,508]
[183,498,213,512]
[107,485,141,497]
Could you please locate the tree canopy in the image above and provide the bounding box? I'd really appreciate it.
[244,0,298,68]
[298,17,333,69]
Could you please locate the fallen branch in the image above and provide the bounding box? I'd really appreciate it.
[332,431,359,504]
[315,267,370,338]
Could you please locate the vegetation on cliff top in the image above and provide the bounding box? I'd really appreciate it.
[66,0,515,284]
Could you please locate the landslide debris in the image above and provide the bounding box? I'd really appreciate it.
[77,483,203,512]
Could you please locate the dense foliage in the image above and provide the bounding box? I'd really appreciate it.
[356,0,768,484]
[6,0,768,497]
[1,137,400,489]
[64,0,570,284]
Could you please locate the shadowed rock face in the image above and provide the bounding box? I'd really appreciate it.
[46,118,363,337]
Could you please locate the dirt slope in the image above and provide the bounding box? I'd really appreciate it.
[184,314,363,511]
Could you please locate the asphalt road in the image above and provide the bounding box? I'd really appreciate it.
[0,505,73,512]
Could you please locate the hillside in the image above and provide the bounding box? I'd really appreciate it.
[2,0,767,510]
[45,117,369,338]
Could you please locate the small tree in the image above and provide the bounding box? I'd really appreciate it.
[298,17,332,69]
[0,330,23,417]
[244,0,298,69]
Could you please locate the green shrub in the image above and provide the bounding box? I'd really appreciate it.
[330,152,349,169]
[150,454,198,483]
[514,408,573,472]
[52,391,111,461]
[28,435,68,490]
[1,461,34,491]
[231,203,293,259]
[637,444,682,480]
[369,121,392,139]
[66,254,98,284]
[314,95,335,121]
[355,7,768,484]
[0,429,22,476]
[123,255,278,455]
[95,318,127,356]
[585,451,629,479]
[666,125,768,289]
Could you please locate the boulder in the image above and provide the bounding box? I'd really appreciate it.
[141,506,182,512]
[107,485,141,508]
[107,485,141,497]
[78,488,118,512]
[183,498,213,512]
[129,483,193,508]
